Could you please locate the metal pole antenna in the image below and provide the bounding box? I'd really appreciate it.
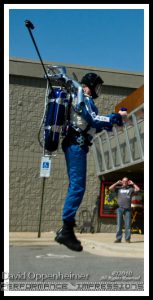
[25,19,54,93]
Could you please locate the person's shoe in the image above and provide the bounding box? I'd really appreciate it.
[56,223,81,244]
[125,239,131,243]
[55,221,83,252]
[114,239,121,243]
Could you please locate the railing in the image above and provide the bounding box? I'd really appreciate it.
[92,104,144,176]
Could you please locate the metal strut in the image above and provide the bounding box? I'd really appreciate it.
[25,19,54,95]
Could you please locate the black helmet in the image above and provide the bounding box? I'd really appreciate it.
[81,73,104,99]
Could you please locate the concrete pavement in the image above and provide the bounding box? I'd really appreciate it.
[9,232,144,258]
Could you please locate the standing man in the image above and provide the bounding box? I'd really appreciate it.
[55,72,126,251]
[109,177,140,243]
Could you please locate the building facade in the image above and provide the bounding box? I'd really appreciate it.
[9,58,144,233]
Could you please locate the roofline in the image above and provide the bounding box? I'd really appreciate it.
[9,57,144,89]
[9,57,144,76]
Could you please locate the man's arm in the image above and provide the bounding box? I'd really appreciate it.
[128,180,140,192]
[68,78,124,131]
[109,180,122,191]
[76,102,123,132]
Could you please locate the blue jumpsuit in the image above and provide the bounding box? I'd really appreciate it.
[62,94,123,223]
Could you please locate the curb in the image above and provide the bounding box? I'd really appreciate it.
[9,232,144,258]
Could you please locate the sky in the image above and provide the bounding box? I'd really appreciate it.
[8,4,147,73]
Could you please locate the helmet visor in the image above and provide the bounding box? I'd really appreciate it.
[95,83,103,97]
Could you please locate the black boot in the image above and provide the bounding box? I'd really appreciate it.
[55,221,83,252]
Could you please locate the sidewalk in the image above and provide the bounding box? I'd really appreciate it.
[9,232,144,258]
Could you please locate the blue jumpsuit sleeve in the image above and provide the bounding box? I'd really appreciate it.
[76,101,123,132]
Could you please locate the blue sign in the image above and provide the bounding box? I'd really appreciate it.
[42,162,49,169]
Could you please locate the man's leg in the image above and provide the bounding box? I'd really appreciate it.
[115,207,123,242]
[55,144,87,251]
[124,208,131,241]
[62,144,87,222]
